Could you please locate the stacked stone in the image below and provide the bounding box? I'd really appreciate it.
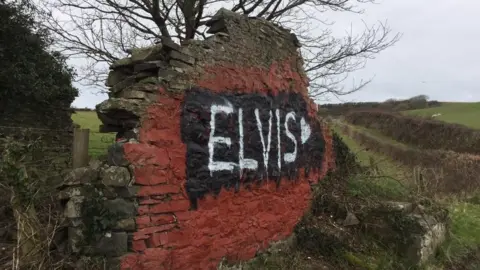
[96,37,196,137]
[58,36,201,266]
[57,159,137,265]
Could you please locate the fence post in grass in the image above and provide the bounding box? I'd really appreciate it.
[72,128,90,169]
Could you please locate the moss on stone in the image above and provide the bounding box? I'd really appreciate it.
[111,57,133,69]
[131,44,163,62]
[137,76,159,85]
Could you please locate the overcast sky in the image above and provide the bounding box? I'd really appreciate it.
[71,0,480,108]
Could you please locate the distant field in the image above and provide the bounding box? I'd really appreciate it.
[404,102,480,129]
[335,121,480,268]
[71,111,115,157]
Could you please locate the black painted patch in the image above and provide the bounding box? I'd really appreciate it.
[181,87,325,207]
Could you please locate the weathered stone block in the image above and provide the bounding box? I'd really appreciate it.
[118,89,148,100]
[134,60,168,73]
[137,76,159,85]
[168,78,191,92]
[101,166,131,186]
[205,33,229,44]
[89,159,104,171]
[169,50,195,65]
[158,69,180,82]
[404,216,447,266]
[113,218,136,231]
[131,44,164,62]
[106,69,131,87]
[169,59,192,70]
[63,167,99,186]
[342,212,359,226]
[161,37,181,51]
[96,98,145,127]
[362,201,448,267]
[58,186,87,200]
[110,57,133,69]
[64,196,85,218]
[134,71,156,81]
[110,76,136,94]
[103,198,136,218]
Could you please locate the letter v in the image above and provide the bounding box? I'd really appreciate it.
[255,109,272,175]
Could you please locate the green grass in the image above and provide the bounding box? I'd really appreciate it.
[333,126,412,201]
[71,111,115,157]
[444,201,480,255]
[338,122,480,268]
[404,102,480,129]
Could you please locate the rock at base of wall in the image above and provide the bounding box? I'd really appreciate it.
[361,201,449,266]
[302,194,449,268]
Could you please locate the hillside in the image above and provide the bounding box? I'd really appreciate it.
[404,102,480,129]
[336,111,480,269]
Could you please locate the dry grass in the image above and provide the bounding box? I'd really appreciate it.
[335,120,480,269]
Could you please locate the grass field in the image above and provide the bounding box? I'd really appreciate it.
[404,102,480,129]
[71,110,115,157]
[342,103,480,270]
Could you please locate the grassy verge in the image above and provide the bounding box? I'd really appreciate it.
[338,122,480,269]
[71,111,115,157]
[335,127,412,201]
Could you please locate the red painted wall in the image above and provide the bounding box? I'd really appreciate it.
[121,58,335,270]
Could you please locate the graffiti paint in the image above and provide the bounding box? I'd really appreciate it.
[181,88,326,205]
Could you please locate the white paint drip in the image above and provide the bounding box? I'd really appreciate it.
[238,108,258,176]
[208,104,237,175]
[284,111,297,163]
[300,117,311,144]
[255,109,273,174]
[276,109,281,172]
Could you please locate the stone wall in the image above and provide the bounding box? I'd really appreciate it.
[60,8,336,269]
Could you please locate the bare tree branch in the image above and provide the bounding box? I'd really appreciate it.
[35,0,400,97]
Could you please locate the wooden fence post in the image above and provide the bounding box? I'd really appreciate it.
[72,128,90,168]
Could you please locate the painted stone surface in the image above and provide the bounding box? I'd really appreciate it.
[121,59,335,270]
[181,88,325,206]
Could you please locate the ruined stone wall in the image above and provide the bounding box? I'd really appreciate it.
[59,8,335,270]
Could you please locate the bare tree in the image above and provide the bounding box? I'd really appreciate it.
[35,0,401,99]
